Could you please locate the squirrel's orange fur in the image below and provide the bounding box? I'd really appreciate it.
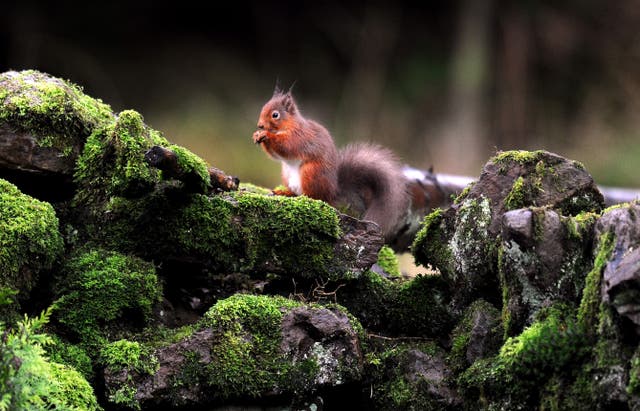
[253,90,409,241]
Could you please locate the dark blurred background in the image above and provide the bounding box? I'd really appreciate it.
[2,0,639,188]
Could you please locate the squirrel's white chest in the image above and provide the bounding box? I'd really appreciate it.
[281,159,302,195]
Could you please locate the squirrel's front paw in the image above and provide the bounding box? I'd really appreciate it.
[253,130,267,144]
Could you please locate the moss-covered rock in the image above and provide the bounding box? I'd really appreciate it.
[413,150,605,315]
[0,178,63,316]
[0,69,114,191]
[100,339,159,409]
[53,249,162,349]
[81,187,354,279]
[0,70,113,145]
[74,109,210,202]
[412,196,497,307]
[447,299,503,375]
[102,294,365,409]
[411,207,454,276]
[458,304,589,409]
[455,209,640,410]
[484,150,602,225]
[500,208,598,336]
[337,270,454,338]
[71,104,377,281]
[366,341,460,410]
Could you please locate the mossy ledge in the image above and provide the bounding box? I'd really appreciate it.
[69,101,377,280]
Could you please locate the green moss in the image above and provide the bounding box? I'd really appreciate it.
[453,182,475,204]
[531,207,547,242]
[448,300,502,374]
[392,274,454,336]
[159,193,239,266]
[565,211,598,241]
[338,270,453,338]
[46,335,94,380]
[100,339,158,375]
[412,208,453,274]
[168,144,211,191]
[200,294,300,398]
[0,308,102,411]
[99,339,158,410]
[49,362,103,411]
[627,349,640,396]
[157,191,341,277]
[54,249,162,349]
[538,365,596,411]
[0,178,63,301]
[367,341,444,410]
[337,270,394,331]
[238,182,273,195]
[497,246,512,338]
[195,294,362,400]
[577,231,615,329]
[504,173,547,212]
[74,110,167,200]
[602,201,636,214]
[492,150,545,168]
[460,304,589,407]
[504,176,527,210]
[233,192,342,277]
[499,305,587,380]
[457,356,498,405]
[376,245,401,278]
[0,70,114,155]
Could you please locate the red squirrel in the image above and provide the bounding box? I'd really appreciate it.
[252,89,410,242]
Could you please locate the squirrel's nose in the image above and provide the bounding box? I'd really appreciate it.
[257,123,264,130]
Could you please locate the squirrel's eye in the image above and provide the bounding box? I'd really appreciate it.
[271,110,280,119]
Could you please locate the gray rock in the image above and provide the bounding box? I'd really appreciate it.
[596,203,640,333]
[500,208,596,335]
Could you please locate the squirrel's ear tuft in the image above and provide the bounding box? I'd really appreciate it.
[282,92,297,114]
[272,83,282,97]
[273,78,283,96]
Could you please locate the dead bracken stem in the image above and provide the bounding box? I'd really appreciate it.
[289,278,345,304]
[311,278,345,304]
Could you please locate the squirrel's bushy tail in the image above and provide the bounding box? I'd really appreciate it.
[336,143,410,241]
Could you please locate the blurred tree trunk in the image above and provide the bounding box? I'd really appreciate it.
[435,0,493,175]
[334,7,400,143]
[495,7,531,149]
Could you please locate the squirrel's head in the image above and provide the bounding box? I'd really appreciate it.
[256,89,299,133]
